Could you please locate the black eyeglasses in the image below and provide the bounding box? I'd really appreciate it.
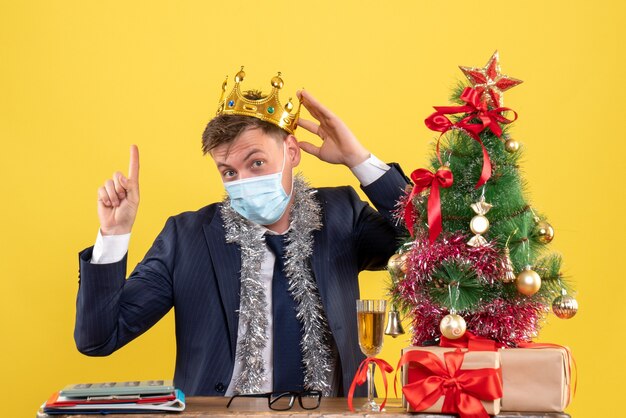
[226,390,322,411]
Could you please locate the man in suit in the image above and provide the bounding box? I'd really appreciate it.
[75,71,409,397]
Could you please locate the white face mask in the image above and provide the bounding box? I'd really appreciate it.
[223,143,292,225]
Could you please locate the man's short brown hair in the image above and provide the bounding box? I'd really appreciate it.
[201,114,288,155]
[202,90,289,155]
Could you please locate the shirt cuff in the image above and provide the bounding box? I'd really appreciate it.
[350,154,390,187]
[91,229,131,264]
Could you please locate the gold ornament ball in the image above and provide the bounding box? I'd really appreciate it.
[399,253,409,273]
[504,138,520,153]
[439,314,467,340]
[552,295,578,319]
[516,268,542,296]
[387,253,406,276]
[470,215,490,235]
[534,221,555,244]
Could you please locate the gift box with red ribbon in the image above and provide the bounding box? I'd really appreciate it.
[439,332,574,412]
[499,345,573,412]
[400,333,575,414]
[398,346,502,418]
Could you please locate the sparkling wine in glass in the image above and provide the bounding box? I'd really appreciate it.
[356,299,386,412]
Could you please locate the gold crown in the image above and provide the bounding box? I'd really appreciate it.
[216,67,301,134]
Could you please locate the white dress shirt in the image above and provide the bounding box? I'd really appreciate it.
[89,155,390,394]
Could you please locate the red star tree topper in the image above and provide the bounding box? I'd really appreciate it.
[459,51,523,107]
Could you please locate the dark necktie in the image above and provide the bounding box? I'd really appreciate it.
[264,233,305,393]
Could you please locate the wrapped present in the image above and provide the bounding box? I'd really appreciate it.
[499,344,573,412]
[438,332,575,412]
[399,346,502,418]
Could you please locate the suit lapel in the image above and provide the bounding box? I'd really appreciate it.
[203,209,241,361]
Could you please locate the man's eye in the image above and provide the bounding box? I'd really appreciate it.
[252,160,264,168]
[223,170,236,178]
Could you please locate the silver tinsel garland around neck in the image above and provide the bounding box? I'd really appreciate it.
[221,174,334,395]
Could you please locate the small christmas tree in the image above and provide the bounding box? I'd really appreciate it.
[389,52,578,346]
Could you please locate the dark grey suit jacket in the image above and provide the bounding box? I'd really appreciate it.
[75,166,409,396]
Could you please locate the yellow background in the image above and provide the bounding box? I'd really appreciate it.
[1,1,624,416]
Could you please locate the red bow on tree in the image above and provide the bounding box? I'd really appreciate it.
[404,166,454,242]
[424,87,517,189]
[397,349,502,418]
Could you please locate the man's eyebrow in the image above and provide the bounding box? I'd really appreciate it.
[242,148,265,162]
[216,161,232,169]
[216,148,266,169]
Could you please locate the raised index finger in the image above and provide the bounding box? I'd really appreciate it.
[128,144,140,181]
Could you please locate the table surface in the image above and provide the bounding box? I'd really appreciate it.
[37,397,571,417]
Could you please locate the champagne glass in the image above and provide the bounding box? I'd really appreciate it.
[356,299,386,412]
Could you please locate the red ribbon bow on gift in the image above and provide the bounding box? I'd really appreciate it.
[347,357,394,412]
[424,87,518,189]
[404,166,454,242]
[396,349,502,418]
[440,331,505,352]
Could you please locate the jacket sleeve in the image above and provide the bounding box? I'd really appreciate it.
[74,217,177,356]
[354,163,411,271]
